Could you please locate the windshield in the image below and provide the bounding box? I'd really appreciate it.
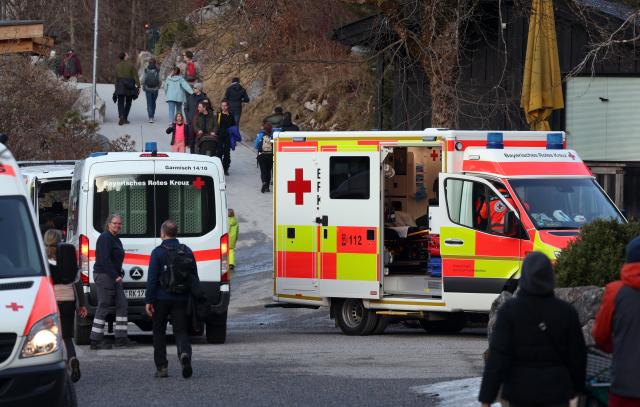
[509,178,623,230]
[0,196,46,278]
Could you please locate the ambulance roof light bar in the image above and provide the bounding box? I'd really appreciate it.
[144,142,158,154]
[486,132,504,149]
[546,133,563,150]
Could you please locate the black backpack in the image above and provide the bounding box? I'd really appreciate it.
[144,68,160,88]
[159,244,196,294]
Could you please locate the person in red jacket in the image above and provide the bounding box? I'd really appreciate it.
[593,235,640,407]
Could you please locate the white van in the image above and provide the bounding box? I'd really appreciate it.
[0,139,77,406]
[68,148,230,344]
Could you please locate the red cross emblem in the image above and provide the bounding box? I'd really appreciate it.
[287,168,311,205]
[430,150,439,161]
[568,152,575,160]
[193,177,205,190]
[5,302,23,312]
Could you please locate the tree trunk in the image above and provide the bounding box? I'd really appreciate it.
[129,0,136,52]
[69,1,76,49]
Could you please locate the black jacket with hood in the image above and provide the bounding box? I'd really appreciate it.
[478,252,586,405]
[223,82,250,113]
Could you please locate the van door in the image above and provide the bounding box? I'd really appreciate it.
[439,174,526,309]
[88,161,156,301]
[316,152,381,299]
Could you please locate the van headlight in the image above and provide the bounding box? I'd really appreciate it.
[554,251,562,259]
[20,314,60,358]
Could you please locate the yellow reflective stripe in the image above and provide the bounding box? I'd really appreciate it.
[440,226,476,256]
[474,259,520,278]
[533,231,557,260]
[336,253,377,281]
[277,225,314,252]
[278,294,323,301]
[320,226,337,252]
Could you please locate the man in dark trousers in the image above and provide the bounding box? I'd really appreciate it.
[479,251,586,407]
[114,51,140,125]
[145,220,195,379]
[593,235,640,406]
[193,102,218,156]
[217,99,236,176]
[223,77,250,129]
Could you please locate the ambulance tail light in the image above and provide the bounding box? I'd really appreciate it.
[546,133,563,150]
[220,233,230,283]
[486,132,504,149]
[79,234,90,285]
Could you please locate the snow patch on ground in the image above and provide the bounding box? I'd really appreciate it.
[411,377,502,407]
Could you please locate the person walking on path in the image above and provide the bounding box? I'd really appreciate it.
[281,112,300,131]
[479,251,586,407]
[228,209,238,270]
[45,229,88,382]
[58,49,82,81]
[263,106,284,128]
[90,214,132,349]
[193,101,218,156]
[164,67,193,125]
[166,112,191,153]
[114,51,140,126]
[593,235,640,406]
[224,78,250,130]
[142,58,161,123]
[145,220,196,379]
[184,83,208,125]
[255,122,274,193]
[182,50,201,86]
[217,99,236,175]
[144,23,160,53]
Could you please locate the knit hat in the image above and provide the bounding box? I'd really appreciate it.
[625,235,640,263]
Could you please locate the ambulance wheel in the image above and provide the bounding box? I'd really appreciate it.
[372,316,389,335]
[335,299,379,336]
[419,313,467,334]
[74,318,91,346]
[62,372,78,407]
[206,312,227,344]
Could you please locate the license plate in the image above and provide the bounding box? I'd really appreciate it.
[124,289,146,299]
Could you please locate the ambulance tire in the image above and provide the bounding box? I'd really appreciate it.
[61,372,78,407]
[372,316,389,335]
[419,313,467,334]
[335,299,379,336]
[206,312,227,344]
[74,319,91,346]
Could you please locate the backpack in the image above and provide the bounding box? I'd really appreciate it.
[185,61,196,81]
[261,134,273,153]
[159,244,196,294]
[144,68,160,88]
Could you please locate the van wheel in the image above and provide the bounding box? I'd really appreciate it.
[372,316,389,335]
[335,299,378,336]
[62,372,78,407]
[74,318,91,346]
[206,312,227,344]
[419,313,467,334]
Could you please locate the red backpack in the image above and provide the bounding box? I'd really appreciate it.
[185,61,196,81]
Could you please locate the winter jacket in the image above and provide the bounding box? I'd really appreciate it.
[263,113,284,128]
[145,238,195,303]
[593,236,640,399]
[217,111,236,138]
[255,130,274,154]
[228,215,238,267]
[193,112,218,136]
[479,252,586,405]
[163,75,193,103]
[281,118,300,132]
[182,60,201,83]
[166,122,193,150]
[184,91,208,124]
[142,64,161,92]
[114,60,140,96]
[228,126,242,151]
[223,82,250,113]
[58,53,82,78]
[93,231,125,280]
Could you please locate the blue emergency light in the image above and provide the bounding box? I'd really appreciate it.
[90,152,108,157]
[546,133,563,150]
[486,132,504,149]
[144,142,158,153]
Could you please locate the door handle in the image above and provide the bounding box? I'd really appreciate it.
[444,238,464,246]
[315,215,328,227]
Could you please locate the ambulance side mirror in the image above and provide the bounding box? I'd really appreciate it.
[54,243,79,284]
[504,211,526,239]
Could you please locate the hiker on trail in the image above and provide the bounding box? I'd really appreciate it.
[478,251,586,407]
[144,23,160,53]
[185,83,208,125]
[255,122,274,193]
[182,50,201,86]
[142,58,161,123]
[114,51,140,126]
[164,67,193,125]
[593,235,640,406]
[58,49,82,81]
[166,112,191,153]
[228,209,238,270]
[281,112,300,131]
[217,99,236,176]
[193,101,218,156]
[145,220,196,379]
[223,77,250,129]
[263,106,284,128]
[47,50,61,74]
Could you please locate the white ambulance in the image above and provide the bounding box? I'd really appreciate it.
[0,138,78,406]
[271,129,625,335]
[68,145,230,344]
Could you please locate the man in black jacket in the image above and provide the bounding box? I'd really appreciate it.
[217,99,236,175]
[479,252,586,407]
[223,77,250,129]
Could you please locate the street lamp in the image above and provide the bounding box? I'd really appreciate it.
[91,0,99,122]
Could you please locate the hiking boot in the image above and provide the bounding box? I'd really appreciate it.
[68,357,81,382]
[224,170,229,176]
[154,367,168,378]
[124,119,131,124]
[90,340,112,350]
[113,338,133,348]
[149,118,154,123]
[118,117,124,126]
[180,353,192,378]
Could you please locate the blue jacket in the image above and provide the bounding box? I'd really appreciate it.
[228,125,241,150]
[163,75,193,103]
[145,238,196,303]
[93,231,124,280]
[255,130,278,152]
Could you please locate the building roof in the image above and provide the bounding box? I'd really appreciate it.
[0,20,44,27]
[577,0,637,22]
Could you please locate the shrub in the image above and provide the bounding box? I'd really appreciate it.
[556,219,640,287]
[156,20,196,54]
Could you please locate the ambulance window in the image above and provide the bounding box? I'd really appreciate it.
[0,196,46,278]
[330,157,370,199]
[155,175,216,237]
[445,179,475,228]
[93,175,155,237]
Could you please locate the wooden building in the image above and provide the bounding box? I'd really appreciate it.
[0,20,52,55]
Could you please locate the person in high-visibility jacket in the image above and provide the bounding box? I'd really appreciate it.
[478,188,516,235]
[228,208,239,269]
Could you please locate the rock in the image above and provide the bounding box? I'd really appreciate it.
[248,79,265,99]
[71,87,106,124]
[136,51,154,82]
[304,100,319,112]
[487,290,513,340]
[186,2,230,25]
[350,45,372,56]
[159,44,182,81]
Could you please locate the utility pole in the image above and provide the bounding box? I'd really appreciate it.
[91,0,99,122]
